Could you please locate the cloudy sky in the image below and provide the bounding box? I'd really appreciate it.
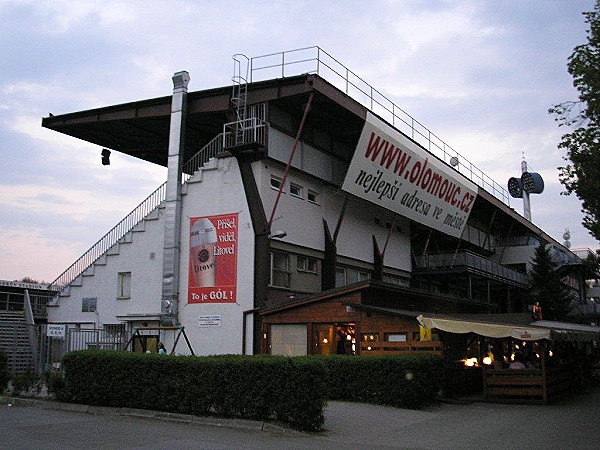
[1,0,598,283]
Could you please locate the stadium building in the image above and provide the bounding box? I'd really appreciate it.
[40,48,586,357]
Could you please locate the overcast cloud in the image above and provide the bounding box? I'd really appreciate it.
[0,0,597,283]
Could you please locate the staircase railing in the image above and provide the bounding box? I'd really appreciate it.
[51,182,167,289]
[182,104,266,182]
[182,133,227,182]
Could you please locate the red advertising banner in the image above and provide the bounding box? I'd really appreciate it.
[188,213,238,303]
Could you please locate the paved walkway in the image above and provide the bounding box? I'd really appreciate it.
[1,388,599,449]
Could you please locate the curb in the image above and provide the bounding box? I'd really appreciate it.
[0,396,299,435]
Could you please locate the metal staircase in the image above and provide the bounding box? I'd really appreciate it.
[0,312,33,374]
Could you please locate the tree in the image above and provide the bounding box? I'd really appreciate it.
[528,244,574,322]
[549,1,600,242]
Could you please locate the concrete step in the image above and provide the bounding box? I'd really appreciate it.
[132,220,146,232]
[118,233,133,245]
[94,255,108,266]
[144,204,164,221]
[0,312,26,321]
[58,285,71,297]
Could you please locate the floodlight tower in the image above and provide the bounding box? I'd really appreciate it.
[507,156,544,221]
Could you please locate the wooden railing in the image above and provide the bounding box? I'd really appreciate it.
[483,368,571,404]
[360,340,443,356]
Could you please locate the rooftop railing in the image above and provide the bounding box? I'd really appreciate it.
[249,46,510,205]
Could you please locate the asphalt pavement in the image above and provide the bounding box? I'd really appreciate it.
[1,388,599,449]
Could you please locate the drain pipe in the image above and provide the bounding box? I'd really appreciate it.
[161,71,190,325]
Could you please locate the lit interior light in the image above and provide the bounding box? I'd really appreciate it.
[464,357,478,367]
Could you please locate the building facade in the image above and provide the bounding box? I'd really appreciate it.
[41,49,585,356]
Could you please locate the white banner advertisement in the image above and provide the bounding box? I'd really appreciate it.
[342,113,478,238]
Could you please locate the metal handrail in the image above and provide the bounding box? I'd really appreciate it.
[413,250,528,285]
[182,133,226,182]
[50,182,167,288]
[249,46,510,205]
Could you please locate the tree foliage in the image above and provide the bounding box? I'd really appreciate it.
[549,1,600,242]
[528,244,574,322]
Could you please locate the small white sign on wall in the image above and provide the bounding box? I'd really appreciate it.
[198,314,222,328]
[47,324,66,338]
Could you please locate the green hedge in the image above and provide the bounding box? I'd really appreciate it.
[0,348,8,392]
[60,351,326,431]
[322,354,443,408]
[59,352,443,431]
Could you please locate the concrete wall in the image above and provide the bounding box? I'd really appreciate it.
[47,208,165,327]
[255,159,412,274]
[177,157,255,355]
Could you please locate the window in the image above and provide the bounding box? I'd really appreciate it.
[307,189,319,204]
[385,333,407,342]
[270,324,308,356]
[271,252,291,288]
[335,265,370,287]
[297,256,318,273]
[270,175,283,191]
[362,333,379,342]
[117,272,131,299]
[82,297,97,313]
[290,182,303,198]
[383,274,410,286]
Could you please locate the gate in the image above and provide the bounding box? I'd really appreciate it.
[32,326,130,373]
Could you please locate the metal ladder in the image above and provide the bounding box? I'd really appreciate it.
[231,54,249,146]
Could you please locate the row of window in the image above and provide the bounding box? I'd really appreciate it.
[270,175,320,204]
[270,251,408,289]
[270,253,320,288]
[83,260,407,310]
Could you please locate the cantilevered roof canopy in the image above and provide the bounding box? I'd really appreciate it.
[41,74,366,168]
[40,70,577,255]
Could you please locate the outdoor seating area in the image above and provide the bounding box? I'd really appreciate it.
[418,313,600,403]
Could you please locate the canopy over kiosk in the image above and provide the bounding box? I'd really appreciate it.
[417,314,600,342]
[417,314,551,341]
[417,313,600,403]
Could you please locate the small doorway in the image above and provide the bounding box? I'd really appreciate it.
[313,323,356,355]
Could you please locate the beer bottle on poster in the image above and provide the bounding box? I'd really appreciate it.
[190,218,217,287]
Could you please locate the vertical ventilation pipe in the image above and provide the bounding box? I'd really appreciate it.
[161,71,190,325]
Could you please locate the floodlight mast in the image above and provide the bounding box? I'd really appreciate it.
[521,159,532,221]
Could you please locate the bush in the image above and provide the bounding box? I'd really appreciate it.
[0,348,8,392]
[46,370,67,398]
[61,351,326,431]
[12,366,40,395]
[59,351,443,431]
[322,354,443,408]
